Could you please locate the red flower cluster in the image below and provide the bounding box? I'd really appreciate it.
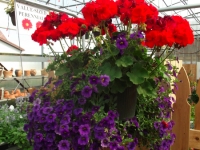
[144,16,194,48]
[31,12,89,45]
[66,45,79,55]
[116,0,158,25]
[81,0,118,26]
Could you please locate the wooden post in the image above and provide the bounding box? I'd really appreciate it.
[171,67,191,150]
[195,81,200,130]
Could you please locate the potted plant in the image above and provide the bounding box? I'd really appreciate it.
[4,0,16,26]
[0,97,32,150]
[25,0,194,149]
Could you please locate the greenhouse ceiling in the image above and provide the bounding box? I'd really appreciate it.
[15,0,200,38]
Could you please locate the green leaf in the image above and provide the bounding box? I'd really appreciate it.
[137,80,156,97]
[100,62,122,81]
[126,63,148,84]
[115,55,133,67]
[109,45,119,56]
[55,65,70,76]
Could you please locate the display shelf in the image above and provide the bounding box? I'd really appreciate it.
[0,75,48,81]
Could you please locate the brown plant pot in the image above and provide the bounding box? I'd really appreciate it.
[15,69,22,77]
[30,69,36,76]
[8,11,16,26]
[116,84,138,120]
[3,71,12,78]
[24,70,31,76]
[41,69,48,76]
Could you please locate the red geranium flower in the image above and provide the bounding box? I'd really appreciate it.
[36,21,42,28]
[66,45,79,55]
[22,18,32,30]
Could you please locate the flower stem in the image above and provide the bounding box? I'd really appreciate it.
[48,44,56,57]
[150,48,176,75]
[63,38,69,48]
[59,39,67,56]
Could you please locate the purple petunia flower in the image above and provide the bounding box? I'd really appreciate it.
[64,100,74,110]
[46,113,56,123]
[92,85,98,93]
[92,106,100,113]
[94,129,106,140]
[54,79,63,89]
[43,107,53,114]
[61,129,70,138]
[44,77,52,87]
[79,124,90,135]
[78,135,89,145]
[81,86,93,98]
[33,98,41,106]
[116,146,125,150]
[99,75,110,87]
[72,122,79,133]
[34,133,43,143]
[60,114,71,124]
[78,97,86,105]
[89,75,99,85]
[109,141,119,150]
[108,110,118,119]
[116,38,128,50]
[56,99,64,105]
[44,123,56,131]
[101,138,110,147]
[130,31,144,39]
[45,133,56,142]
[73,108,83,116]
[39,116,46,123]
[23,123,29,132]
[166,62,173,70]
[58,140,70,150]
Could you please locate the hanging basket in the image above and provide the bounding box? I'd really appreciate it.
[8,11,16,26]
[116,84,138,120]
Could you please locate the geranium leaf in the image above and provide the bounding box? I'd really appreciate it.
[115,55,133,67]
[100,62,122,81]
[126,63,148,84]
[55,65,69,76]
[137,80,157,97]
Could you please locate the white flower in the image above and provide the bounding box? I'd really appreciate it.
[9,105,14,111]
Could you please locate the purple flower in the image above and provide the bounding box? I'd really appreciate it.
[78,97,86,105]
[78,135,89,145]
[127,141,137,150]
[132,117,139,128]
[61,129,70,138]
[46,113,56,123]
[45,133,56,142]
[94,129,106,140]
[108,110,118,119]
[39,116,46,123]
[56,99,64,105]
[58,140,70,150]
[81,86,93,98]
[23,124,29,132]
[116,38,128,50]
[101,138,109,147]
[73,108,83,116]
[60,124,69,133]
[89,75,99,85]
[64,100,74,110]
[54,79,63,89]
[99,75,110,87]
[92,106,100,113]
[34,133,43,143]
[154,122,160,129]
[130,31,144,39]
[92,85,98,93]
[44,77,52,87]
[44,123,56,131]
[43,107,53,114]
[109,141,119,150]
[33,98,41,106]
[72,122,79,133]
[79,124,90,135]
[60,114,71,124]
[116,146,125,150]
[166,62,173,70]
[81,114,92,124]
[100,48,103,55]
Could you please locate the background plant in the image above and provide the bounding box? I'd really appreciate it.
[0,96,32,150]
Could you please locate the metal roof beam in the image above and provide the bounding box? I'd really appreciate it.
[158,3,200,12]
